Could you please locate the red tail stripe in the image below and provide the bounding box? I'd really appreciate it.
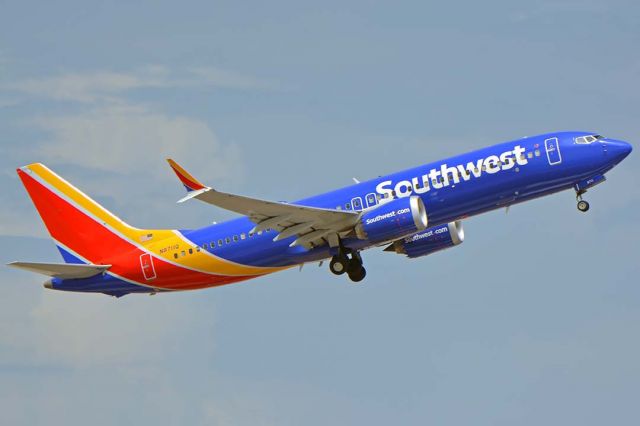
[19,170,250,290]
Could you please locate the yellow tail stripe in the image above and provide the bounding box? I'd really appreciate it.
[26,163,287,276]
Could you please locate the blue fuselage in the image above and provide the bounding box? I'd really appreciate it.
[181,131,632,267]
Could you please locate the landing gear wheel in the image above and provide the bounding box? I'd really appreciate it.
[329,256,347,275]
[330,236,367,281]
[577,200,590,212]
[347,254,363,275]
[348,266,366,283]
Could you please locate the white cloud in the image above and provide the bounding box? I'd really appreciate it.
[0,207,48,238]
[6,71,157,103]
[2,65,276,103]
[0,102,245,235]
[32,103,243,182]
[0,285,215,367]
[0,272,219,425]
[1,66,253,235]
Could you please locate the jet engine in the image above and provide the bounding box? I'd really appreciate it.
[355,196,428,243]
[385,220,464,258]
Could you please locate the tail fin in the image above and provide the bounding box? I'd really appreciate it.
[17,163,152,264]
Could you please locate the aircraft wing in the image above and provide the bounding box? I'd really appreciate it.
[8,262,111,279]
[167,159,360,248]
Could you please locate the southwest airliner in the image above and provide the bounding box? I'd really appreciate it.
[9,131,632,297]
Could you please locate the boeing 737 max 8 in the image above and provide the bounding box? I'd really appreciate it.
[8,131,632,297]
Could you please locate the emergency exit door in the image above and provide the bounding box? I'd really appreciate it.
[140,253,157,281]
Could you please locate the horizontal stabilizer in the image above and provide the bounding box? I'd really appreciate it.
[8,261,111,279]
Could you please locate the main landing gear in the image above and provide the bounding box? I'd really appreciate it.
[329,239,366,283]
[575,189,590,213]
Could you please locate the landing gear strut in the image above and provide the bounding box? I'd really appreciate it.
[329,238,366,283]
[576,189,590,213]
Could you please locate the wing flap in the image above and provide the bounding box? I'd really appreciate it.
[8,262,111,279]
[167,159,360,247]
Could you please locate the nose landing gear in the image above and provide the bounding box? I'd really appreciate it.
[576,189,590,212]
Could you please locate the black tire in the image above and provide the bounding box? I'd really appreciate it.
[577,200,590,212]
[329,256,347,275]
[347,258,362,274]
[348,266,366,283]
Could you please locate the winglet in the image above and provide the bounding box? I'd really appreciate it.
[166,159,207,192]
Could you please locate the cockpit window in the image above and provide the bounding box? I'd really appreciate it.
[575,134,604,144]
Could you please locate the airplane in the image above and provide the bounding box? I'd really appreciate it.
[8,131,632,297]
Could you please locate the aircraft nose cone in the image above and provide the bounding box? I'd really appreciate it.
[605,139,633,163]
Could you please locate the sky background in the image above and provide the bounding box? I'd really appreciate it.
[1,1,639,425]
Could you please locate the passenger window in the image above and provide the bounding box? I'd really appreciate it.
[241,233,246,240]
[181,250,186,257]
[210,242,215,248]
[345,203,351,210]
[188,248,193,254]
[218,239,223,246]
[202,243,207,249]
[535,149,541,157]
[233,235,239,242]
[527,152,533,159]
[174,253,178,259]
[336,205,342,210]
[225,237,231,244]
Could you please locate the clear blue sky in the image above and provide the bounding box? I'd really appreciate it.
[1,1,639,425]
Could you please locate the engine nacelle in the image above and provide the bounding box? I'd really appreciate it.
[386,220,464,258]
[355,196,428,243]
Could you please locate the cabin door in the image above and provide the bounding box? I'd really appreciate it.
[544,137,562,165]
